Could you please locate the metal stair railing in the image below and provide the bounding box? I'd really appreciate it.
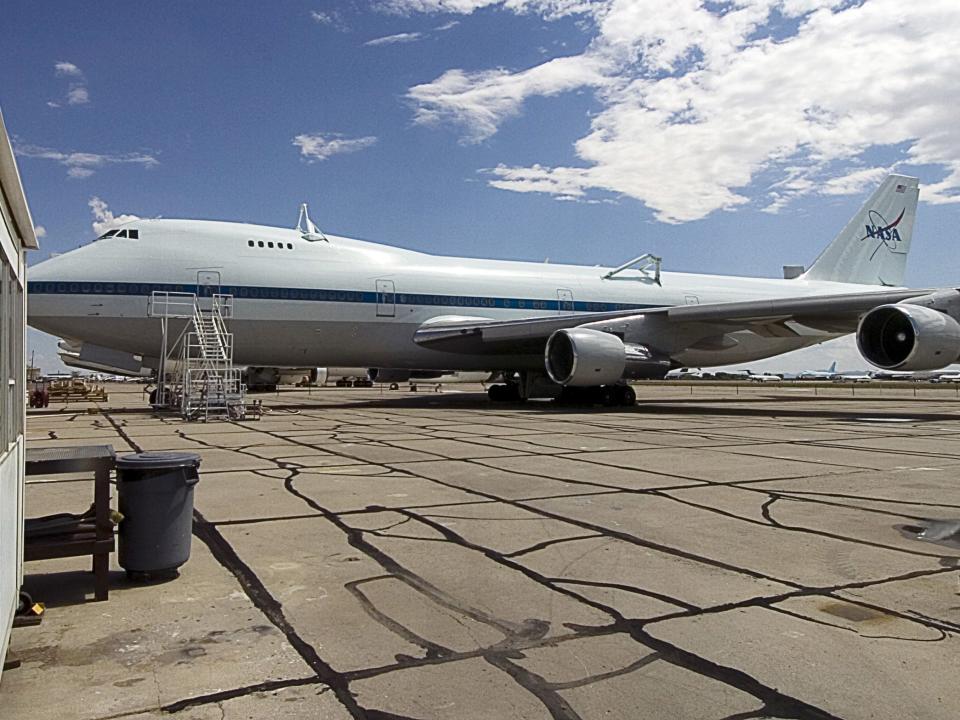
[151,290,246,421]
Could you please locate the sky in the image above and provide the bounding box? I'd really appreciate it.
[3,0,960,374]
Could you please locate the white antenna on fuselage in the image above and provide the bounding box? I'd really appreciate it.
[297,203,328,242]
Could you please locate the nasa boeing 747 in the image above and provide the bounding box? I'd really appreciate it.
[27,174,960,405]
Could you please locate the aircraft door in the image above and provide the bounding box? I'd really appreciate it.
[557,288,575,314]
[197,271,221,298]
[376,279,396,317]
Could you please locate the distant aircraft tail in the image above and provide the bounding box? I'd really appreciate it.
[801,174,919,286]
[826,360,837,374]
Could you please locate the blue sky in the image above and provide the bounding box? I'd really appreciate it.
[4,1,960,372]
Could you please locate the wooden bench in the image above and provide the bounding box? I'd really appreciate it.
[24,445,116,601]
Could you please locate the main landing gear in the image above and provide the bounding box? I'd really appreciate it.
[487,383,522,402]
[487,382,635,407]
[558,384,636,407]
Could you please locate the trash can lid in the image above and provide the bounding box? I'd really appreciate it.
[116,451,201,470]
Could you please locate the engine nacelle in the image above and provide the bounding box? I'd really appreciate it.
[856,304,960,371]
[545,328,669,386]
[368,368,448,383]
[368,368,412,384]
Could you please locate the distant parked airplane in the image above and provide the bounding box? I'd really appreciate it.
[798,361,838,380]
[27,174,960,406]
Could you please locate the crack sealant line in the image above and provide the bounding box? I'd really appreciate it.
[503,533,606,559]
[341,473,844,720]
[101,411,144,452]
[646,565,960,633]
[656,489,953,560]
[379,504,627,623]
[189,508,369,718]
[98,414,374,718]
[161,407,951,717]
[340,624,621,684]
[386,463,795,586]
[161,676,325,714]
[625,623,844,720]
[388,461,960,637]
[765,489,960,511]
[768,604,948,643]
[281,475,522,636]
[275,474,664,719]
[703,484,941,523]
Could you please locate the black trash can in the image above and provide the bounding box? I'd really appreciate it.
[116,451,201,579]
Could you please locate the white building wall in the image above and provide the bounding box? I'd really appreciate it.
[0,107,38,680]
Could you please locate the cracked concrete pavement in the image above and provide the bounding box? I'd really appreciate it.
[3,382,960,719]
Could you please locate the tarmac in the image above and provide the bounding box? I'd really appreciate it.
[3,381,960,720]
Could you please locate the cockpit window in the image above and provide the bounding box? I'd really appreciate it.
[95,228,140,241]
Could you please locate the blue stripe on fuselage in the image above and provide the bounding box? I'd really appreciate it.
[26,280,658,313]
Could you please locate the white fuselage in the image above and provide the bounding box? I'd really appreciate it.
[28,219,872,371]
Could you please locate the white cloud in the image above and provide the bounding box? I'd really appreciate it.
[15,143,158,179]
[292,133,378,161]
[89,197,141,236]
[54,61,83,77]
[66,85,89,105]
[52,60,90,106]
[365,16,461,47]
[365,31,424,46]
[378,1,595,18]
[378,0,502,13]
[401,0,960,222]
[34,225,47,238]
[409,54,612,142]
[310,10,348,30]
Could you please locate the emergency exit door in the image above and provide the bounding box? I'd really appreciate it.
[376,279,396,317]
[197,271,221,298]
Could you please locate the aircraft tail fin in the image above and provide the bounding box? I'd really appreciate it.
[801,174,918,286]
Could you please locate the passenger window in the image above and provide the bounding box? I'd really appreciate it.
[287,243,293,250]
[248,240,254,247]
[268,242,274,248]
[258,241,264,247]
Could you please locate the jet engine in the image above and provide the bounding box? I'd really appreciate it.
[856,304,960,370]
[367,369,447,384]
[544,328,670,386]
[368,368,412,384]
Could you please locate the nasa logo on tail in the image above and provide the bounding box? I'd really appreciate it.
[859,207,906,260]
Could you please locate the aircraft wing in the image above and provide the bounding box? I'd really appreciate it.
[413,288,933,355]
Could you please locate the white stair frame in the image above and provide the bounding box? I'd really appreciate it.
[149,291,246,421]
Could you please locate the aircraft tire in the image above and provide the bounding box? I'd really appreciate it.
[488,384,521,402]
[600,386,619,407]
[618,385,636,406]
